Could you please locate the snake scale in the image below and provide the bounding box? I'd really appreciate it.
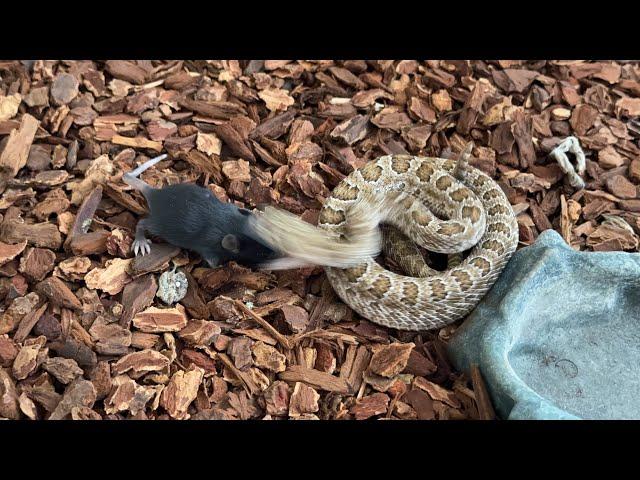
[253,144,518,331]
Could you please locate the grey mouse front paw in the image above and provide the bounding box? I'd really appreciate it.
[132,238,152,256]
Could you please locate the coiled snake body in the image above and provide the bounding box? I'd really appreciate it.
[318,146,518,331]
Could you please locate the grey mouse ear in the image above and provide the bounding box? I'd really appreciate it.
[221,234,240,253]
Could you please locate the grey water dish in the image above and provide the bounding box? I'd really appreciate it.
[447,229,640,420]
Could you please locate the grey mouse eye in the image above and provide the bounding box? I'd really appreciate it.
[221,234,240,253]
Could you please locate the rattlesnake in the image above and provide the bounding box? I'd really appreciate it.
[252,144,518,331]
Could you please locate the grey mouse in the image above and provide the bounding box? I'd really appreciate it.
[122,154,281,268]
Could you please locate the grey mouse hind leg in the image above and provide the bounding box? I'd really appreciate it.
[132,218,153,256]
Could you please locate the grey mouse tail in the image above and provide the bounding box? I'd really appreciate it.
[122,153,168,194]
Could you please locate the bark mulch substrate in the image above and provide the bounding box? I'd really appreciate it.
[0,60,638,421]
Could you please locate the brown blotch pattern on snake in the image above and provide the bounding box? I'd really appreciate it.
[416,162,435,182]
[462,205,483,223]
[391,156,412,173]
[449,188,471,202]
[482,239,505,255]
[344,264,368,283]
[332,183,359,201]
[487,221,512,235]
[360,163,383,182]
[429,279,448,300]
[442,159,456,170]
[437,222,466,236]
[488,204,511,216]
[435,175,453,191]
[451,270,473,289]
[482,189,502,201]
[369,275,392,299]
[411,209,432,226]
[469,256,491,275]
[473,175,491,188]
[402,281,420,305]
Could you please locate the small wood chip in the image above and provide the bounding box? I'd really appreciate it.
[403,389,435,420]
[112,349,170,375]
[178,320,221,346]
[105,61,149,85]
[330,115,370,145]
[228,337,254,371]
[350,392,390,420]
[413,376,461,408]
[404,349,438,377]
[252,341,286,373]
[259,87,295,112]
[104,375,161,415]
[42,357,84,385]
[280,305,309,333]
[369,342,415,378]
[35,277,82,310]
[0,240,27,266]
[120,274,157,327]
[288,382,320,417]
[50,337,97,367]
[110,134,162,152]
[132,304,188,333]
[222,159,251,182]
[470,364,496,420]
[49,379,96,420]
[0,367,21,419]
[0,292,40,336]
[13,303,48,343]
[0,336,19,367]
[19,248,57,282]
[0,93,21,121]
[12,339,45,380]
[88,317,132,355]
[0,220,62,249]
[130,244,181,275]
[264,380,290,416]
[0,114,39,177]
[278,365,350,394]
[606,175,637,199]
[160,367,205,419]
[196,131,222,156]
[226,297,292,350]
